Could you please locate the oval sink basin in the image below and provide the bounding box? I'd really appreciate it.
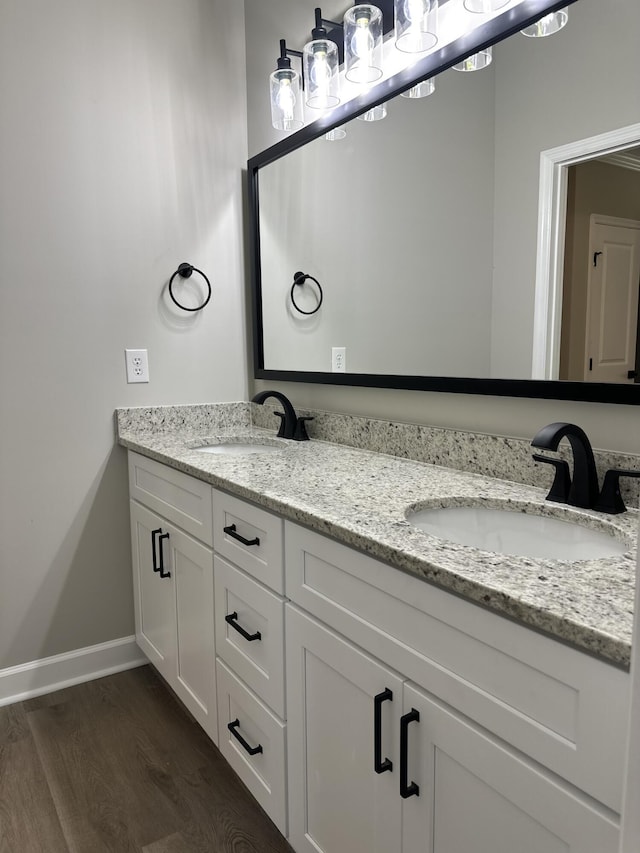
[407,505,628,561]
[195,442,284,456]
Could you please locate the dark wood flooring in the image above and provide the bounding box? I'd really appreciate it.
[0,665,294,853]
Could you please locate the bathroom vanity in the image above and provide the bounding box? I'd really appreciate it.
[119,407,636,853]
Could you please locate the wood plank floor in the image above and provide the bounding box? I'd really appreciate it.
[0,666,294,853]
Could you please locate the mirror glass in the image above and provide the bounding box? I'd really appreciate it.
[253,0,640,395]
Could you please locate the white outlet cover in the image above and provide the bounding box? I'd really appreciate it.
[125,348,149,383]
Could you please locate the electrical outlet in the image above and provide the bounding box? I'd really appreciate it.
[125,349,149,383]
[332,346,346,373]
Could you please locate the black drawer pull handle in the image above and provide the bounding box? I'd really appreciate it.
[225,612,262,642]
[374,688,393,773]
[151,528,162,572]
[157,532,171,578]
[227,719,263,756]
[400,709,420,798]
[223,523,260,547]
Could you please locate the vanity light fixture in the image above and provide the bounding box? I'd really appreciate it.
[269,1,573,132]
[344,4,384,83]
[270,40,304,131]
[304,8,342,109]
[520,6,568,37]
[401,78,435,98]
[453,46,492,71]
[394,0,439,53]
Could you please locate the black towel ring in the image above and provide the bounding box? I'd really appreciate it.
[291,271,323,316]
[168,263,211,312]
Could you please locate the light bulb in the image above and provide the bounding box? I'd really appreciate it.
[405,0,427,24]
[277,79,296,122]
[310,51,330,88]
[521,8,568,37]
[453,46,492,71]
[351,16,375,61]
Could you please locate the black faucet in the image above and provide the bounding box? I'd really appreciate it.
[531,422,599,509]
[251,390,313,441]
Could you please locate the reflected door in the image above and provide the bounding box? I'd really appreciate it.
[586,215,640,383]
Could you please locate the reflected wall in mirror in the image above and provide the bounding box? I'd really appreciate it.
[252,0,640,401]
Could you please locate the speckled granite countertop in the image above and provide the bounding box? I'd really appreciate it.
[118,423,638,668]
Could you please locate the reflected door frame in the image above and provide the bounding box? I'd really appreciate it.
[531,122,640,380]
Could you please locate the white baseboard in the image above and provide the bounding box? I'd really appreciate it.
[0,635,148,707]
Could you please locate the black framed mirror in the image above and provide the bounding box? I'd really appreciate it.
[249,0,640,404]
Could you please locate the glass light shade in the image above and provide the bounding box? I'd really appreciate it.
[395,0,438,53]
[270,68,304,132]
[303,38,340,109]
[344,4,384,84]
[401,78,436,98]
[463,0,509,12]
[325,126,347,141]
[453,46,492,71]
[357,103,388,121]
[521,8,569,37]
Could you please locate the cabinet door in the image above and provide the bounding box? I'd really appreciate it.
[130,501,217,742]
[130,501,176,683]
[286,605,403,853]
[401,683,620,853]
[170,524,217,743]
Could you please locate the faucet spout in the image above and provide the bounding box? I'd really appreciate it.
[251,390,311,440]
[531,422,599,509]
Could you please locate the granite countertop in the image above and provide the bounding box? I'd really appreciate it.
[118,424,638,668]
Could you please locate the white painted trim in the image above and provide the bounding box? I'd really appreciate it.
[0,635,147,707]
[602,152,640,174]
[531,122,640,380]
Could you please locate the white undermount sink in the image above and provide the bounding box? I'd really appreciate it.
[190,435,287,455]
[407,504,628,561]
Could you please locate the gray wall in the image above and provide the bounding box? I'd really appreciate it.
[246,0,640,455]
[0,0,248,669]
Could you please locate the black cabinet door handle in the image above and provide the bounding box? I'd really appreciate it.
[157,532,171,578]
[223,523,260,547]
[227,719,263,756]
[374,688,393,773]
[151,528,162,572]
[225,611,262,642]
[400,709,420,798]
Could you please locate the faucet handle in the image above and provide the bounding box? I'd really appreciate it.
[294,416,314,441]
[593,468,640,514]
[532,453,572,503]
[272,410,288,439]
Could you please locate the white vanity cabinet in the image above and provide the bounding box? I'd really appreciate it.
[126,451,630,853]
[284,521,625,853]
[212,491,288,835]
[128,452,217,742]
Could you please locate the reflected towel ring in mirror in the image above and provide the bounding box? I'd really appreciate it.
[168,262,212,312]
[291,271,323,315]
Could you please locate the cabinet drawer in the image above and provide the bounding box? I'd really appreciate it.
[213,490,284,593]
[285,521,629,813]
[128,451,213,545]
[214,556,285,717]
[216,659,287,836]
